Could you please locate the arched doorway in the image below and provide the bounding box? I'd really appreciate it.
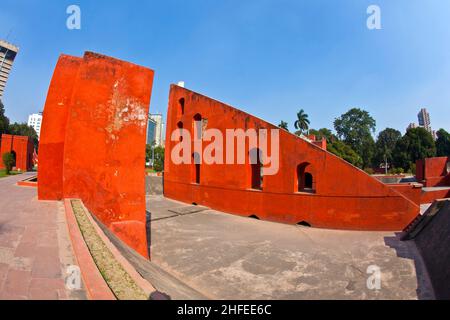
[296,162,315,193]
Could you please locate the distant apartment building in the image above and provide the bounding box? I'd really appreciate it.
[407,108,436,139]
[418,108,431,132]
[146,114,164,146]
[28,112,43,138]
[0,40,19,98]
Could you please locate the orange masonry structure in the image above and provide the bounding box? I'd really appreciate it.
[164,85,419,231]
[0,134,34,171]
[38,52,154,258]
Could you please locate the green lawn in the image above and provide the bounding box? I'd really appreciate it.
[0,169,22,178]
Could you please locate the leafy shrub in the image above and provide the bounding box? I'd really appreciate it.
[2,152,15,174]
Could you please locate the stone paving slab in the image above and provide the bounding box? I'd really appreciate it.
[0,173,87,300]
[147,195,435,300]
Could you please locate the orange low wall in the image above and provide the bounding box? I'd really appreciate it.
[416,157,450,187]
[388,184,422,206]
[38,52,154,258]
[421,189,450,204]
[164,86,419,231]
[0,134,34,171]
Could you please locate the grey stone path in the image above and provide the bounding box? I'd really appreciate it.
[148,194,435,300]
[0,173,86,300]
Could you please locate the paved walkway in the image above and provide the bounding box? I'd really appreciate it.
[0,173,86,300]
[148,195,435,300]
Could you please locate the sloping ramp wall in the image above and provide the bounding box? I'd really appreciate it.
[164,85,419,231]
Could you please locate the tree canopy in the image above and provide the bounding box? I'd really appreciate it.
[334,108,376,168]
[436,128,450,157]
[294,109,310,135]
[393,127,436,171]
[372,128,402,167]
[0,100,10,136]
[278,121,289,131]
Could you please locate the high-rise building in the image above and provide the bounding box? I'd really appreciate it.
[417,107,437,139]
[0,40,19,98]
[146,114,164,146]
[417,108,431,132]
[28,112,43,139]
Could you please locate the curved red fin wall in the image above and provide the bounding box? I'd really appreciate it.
[38,55,82,200]
[63,52,154,258]
[164,85,419,231]
[38,52,153,258]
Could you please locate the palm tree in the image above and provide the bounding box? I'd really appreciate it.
[294,109,310,135]
[278,121,289,131]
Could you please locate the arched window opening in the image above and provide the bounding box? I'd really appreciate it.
[297,221,311,227]
[176,121,183,142]
[193,113,202,140]
[250,148,263,190]
[304,173,313,189]
[296,162,315,193]
[192,152,201,184]
[178,98,185,115]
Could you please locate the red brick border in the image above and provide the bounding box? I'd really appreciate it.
[16,175,38,188]
[64,199,116,300]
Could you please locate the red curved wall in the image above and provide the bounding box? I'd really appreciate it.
[38,55,82,200]
[38,52,153,258]
[164,85,419,231]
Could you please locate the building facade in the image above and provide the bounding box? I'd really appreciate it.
[418,108,431,131]
[146,113,164,146]
[0,40,19,98]
[28,112,43,138]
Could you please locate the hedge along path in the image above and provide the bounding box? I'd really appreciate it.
[71,199,148,300]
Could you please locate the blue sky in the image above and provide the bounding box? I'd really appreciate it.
[1,0,449,135]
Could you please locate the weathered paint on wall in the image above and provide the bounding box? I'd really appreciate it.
[0,134,34,171]
[164,85,419,231]
[38,52,153,258]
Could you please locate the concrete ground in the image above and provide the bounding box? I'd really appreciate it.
[147,194,435,300]
[0,173,86,300]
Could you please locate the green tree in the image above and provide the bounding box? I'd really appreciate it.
[0,100,10,136]
[278,121,289,131]
[327,140,363,168]
[145,143,153,163]
[373,128,402,169]
[2,152,15,175]
[393,127,436,171]
[308,128,336,142]
[153,146,165,172]
[334,108,376,168]
[146,143,165,172]
[8,123,39,150]
[294,109,310,135]
[436,128,450,157]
